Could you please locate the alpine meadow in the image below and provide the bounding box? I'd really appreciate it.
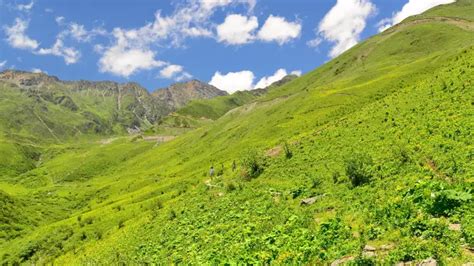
[0,0,473,265]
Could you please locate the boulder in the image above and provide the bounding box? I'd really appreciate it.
[331,256,354,266]
[364,245,376,252]
[300,197,317,205]
[380,244,395,251]
[449,223,461,231]
[418,258,437,266]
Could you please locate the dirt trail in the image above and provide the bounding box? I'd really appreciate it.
[143,135,176,142]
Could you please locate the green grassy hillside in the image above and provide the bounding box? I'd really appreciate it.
[176,90,261,120]
[150,76,293,135]
[1,1,473,264]
[148,90,263,135]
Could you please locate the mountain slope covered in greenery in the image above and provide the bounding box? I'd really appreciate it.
[1,1,473,264]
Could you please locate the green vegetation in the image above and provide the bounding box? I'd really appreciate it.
[1,1,473,264]
[176,90,261,120]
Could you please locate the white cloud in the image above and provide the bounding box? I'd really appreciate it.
[0,60,7,69]
[69,23,89,41]
[97,28,166,77]
[210,68,300,93]
[217,14,258,45]
[159,64,183,78]
[290,70,302,76]
[254,68,288,89]
[200,0,256,11]
[99,48,164,78]
[55,16,65,25]
[4,18,39,50]
[200,0,232,10]
[17,1,34,11]
[45,8,53,13]
[36,39,80,64]
[378,0,456,32]
[306,38,322,48]
[175,72,193,82]
[97,1,254,77]
[63,23,106,42]
[257,15,301,45]
[316,0,376,58]
[31,68,47,74]
[209,70,255,93]
[182,27,213,37]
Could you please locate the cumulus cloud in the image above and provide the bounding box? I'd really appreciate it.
[160,64,183,78]
[315,0,376,58]
[291,70,302,76]
[377,0,456,32]
[210,68,301,93]
[254,68,301,89]
[217,14,258,45]
[68,23,90,41]
[31,68,47,74]
[55,16,65,25]
[254,68,288,89]
[17,1,34,12]
[3,18,81,64]
[97,0,255,77]
[200,0,232,10]
[209,70,255,93]
[4,18,39,50]
[217,14,302,45]
[36,39,81,64]
[158,64,193,81]
[98,46,164,77]
[257,15,301,45]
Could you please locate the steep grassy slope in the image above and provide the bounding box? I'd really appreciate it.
[1,1,473,264]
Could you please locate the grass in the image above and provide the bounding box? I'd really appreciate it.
[1,1,473,264]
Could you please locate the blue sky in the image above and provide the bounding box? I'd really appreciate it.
[0,0,455,92]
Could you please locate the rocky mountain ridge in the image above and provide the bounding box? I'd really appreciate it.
[0,70,228,137]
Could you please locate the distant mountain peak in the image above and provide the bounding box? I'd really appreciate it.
[0,69,60,86]
[152,79,227,109]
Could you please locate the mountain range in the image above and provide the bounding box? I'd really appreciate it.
[0,70,228,137]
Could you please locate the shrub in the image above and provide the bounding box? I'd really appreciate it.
[226,182,237,192]
[462,215,474,247]
[240,149,265,179]
[283,142,293,159]
[168,210,177,220]
[155,200,163,209]
[118,219,125,229]
[332,172,340,184]
[345,153,374,187]
[429,190,472,217]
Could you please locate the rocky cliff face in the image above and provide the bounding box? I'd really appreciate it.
[153,80,227,109]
